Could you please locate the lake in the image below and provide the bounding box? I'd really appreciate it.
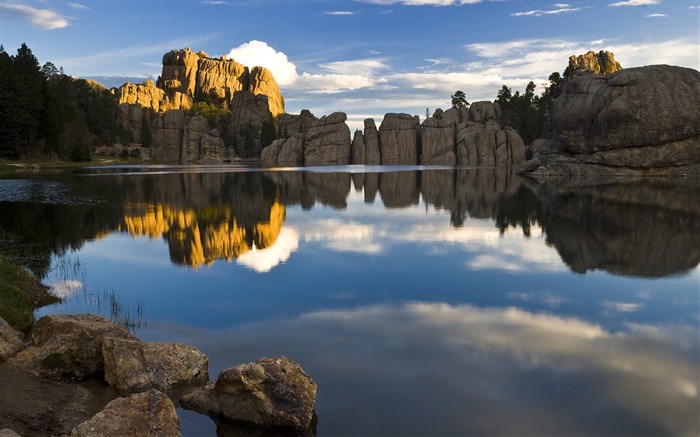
[1,165,698,436]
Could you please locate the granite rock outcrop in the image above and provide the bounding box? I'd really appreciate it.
[113,48,284,163]
[261,102,526,167]
[519,65,700,176]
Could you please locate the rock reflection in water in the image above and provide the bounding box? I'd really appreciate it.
[528,176,700,277]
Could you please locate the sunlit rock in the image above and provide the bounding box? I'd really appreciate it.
[180,356,317,432]
[103,338,208,395]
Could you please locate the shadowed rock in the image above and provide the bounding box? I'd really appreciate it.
[70,389,181,437]
[519,65,700,176]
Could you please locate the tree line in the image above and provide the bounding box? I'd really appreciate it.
[0,43,120,161]
[452,71,564,146]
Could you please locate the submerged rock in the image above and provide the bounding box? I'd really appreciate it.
[102,338,208,395]
[181,356,317,432]
[70,389,181,437]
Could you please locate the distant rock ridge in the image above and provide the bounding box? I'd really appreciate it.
[261,102,527,167]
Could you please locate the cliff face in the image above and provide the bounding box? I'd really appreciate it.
[261,102,526,167]
[519,65,700,177]
[112,48,284,163]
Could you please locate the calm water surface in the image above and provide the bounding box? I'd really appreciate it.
[1,165,698,436]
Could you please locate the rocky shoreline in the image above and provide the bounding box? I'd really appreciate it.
[0,312,317,436]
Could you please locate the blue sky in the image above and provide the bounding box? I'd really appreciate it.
[1,0,699,129]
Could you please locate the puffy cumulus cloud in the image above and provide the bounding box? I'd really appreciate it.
[226,40,298,86]
[160,302,699,435]
[1,3,69,30]
[236,227,299,273]
[608,0,659,6]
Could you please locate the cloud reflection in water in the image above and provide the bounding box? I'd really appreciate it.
[156,302,698,436]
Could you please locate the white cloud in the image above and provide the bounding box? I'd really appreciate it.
[603,301,645,313]
[358,0,482,5]
[203,1,230,4]
[294,72,378,93]
[236,227,299,273]
[608,0,659,6]
[320,59,390,77]
[1,3,69,29]
[67,3,89,10]
[226,40,298,86]
[646,13,668,17]
[511,6,583,16]
[325,11,355,15]
[302,218,383,254]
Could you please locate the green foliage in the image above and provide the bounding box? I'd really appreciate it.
[260,119,277,149]
[0,254,60,332]
[0,42,119,161]
[139,112,153,148]
[495,72,563,145]
[451,90,469,108]
[191,101,231,129]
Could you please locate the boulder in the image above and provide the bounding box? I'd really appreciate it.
[70,389,181,437]
[379,113,419,165]
[10,314,136,379]
[0,429,21,437]
[102,338,208,395]
[0,317,23,361]
[180,356,317,432]
[303,112,351,166]
[519,65,700,176]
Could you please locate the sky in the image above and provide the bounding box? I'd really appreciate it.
[1,0,699,130]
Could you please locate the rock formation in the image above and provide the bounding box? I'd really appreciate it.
[567,50,622,77]
[0,317,23,361]
[181,356,317,432]
[519,65,700,176]
[113,47,285,163]
[261,103,526,167]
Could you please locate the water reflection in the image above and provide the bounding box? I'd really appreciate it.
[1,168,699,277]
[524,176,700,277]
[158,302,698,436]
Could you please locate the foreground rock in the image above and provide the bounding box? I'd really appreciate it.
[0,317,23,361]
[181,356,317,432]
[102,338,208,395]
[519,65,700,177]
[10,314,136,379]
[70,389,181,437]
